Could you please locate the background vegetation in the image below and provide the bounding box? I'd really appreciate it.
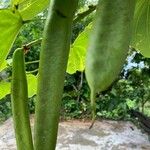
[0,0,150,123]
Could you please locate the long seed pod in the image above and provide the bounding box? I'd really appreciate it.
[85,0,136,128]
[11,48,34,150]
[34,0,78,149]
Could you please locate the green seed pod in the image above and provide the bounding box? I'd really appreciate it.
[85,0,136,128]
[11,48,33,150]
[34,0,78,150]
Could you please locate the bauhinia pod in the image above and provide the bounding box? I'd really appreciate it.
[34,0,78,150]
[11,48,34,150]
[85,0,136,129]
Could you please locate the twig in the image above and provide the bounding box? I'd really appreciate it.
[73,5,97,24]
[25,60,39,65]
[72,84,78,92]
[24,38,42,48]
[26,68,39,74]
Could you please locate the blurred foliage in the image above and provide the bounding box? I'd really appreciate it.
[0,96,11,122]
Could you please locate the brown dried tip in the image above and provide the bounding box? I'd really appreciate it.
[23,45,30,54]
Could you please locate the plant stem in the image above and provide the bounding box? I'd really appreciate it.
[73,5,97,23]
[24,38,42,48]
[25,60,39,65]
[89,89,96,129]
[26,68,39,74]
[34,0,78,150]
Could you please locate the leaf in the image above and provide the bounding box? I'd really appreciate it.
[0,81,11,99]
[27,74,37,98]
[126,98,137,109]
[11,0,50,20]
[67,24,92,74]
[131,0,150,58]
[11,0,21,6]
[0,74,37,100]
[0,9,23,69]
[6,58,13,66]
[0,60,7,72]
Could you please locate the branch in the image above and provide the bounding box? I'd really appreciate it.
[23,38,42,53]
[73,5,97,24]
[24,38,42,48]
[26,68,39,74]
[25,60,39,65]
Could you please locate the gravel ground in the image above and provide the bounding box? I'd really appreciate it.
[0,116,150,150]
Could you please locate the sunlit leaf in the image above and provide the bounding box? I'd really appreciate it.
[0,60,7,72]
[67,24,92,74]
[27,74,37,98]
[0,81,10,99]
[11,0,50,20]
[0,9,23,69]
[0,74,37,100]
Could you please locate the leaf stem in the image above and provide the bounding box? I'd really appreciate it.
[89,89,96,129]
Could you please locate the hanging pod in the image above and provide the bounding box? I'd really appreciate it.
[34,0,78,150]
[85,0,136,128]
[11,48,34,150]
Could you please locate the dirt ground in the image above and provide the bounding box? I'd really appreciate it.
[0,116,150,150]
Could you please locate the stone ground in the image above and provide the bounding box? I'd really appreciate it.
[0,116,150,150]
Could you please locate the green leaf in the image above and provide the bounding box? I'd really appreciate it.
[6,58,13,66]
[27,74,37,98]
[131,0,150,58]
[0,81,10,99]
[0,74,37,100]
[11,0,24,5]
[67,24,92,74]
[0,60,7,72]
[11,0,50,20]
[126,99,137,109]
[0,9,23,69]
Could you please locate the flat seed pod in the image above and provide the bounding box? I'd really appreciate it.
[34,1,78,149]
[85,0,136,128]
[11,48,33,150]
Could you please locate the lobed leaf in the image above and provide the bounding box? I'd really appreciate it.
[11,0,50,20]
[0,9,22,69]
[67,24,92,74]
